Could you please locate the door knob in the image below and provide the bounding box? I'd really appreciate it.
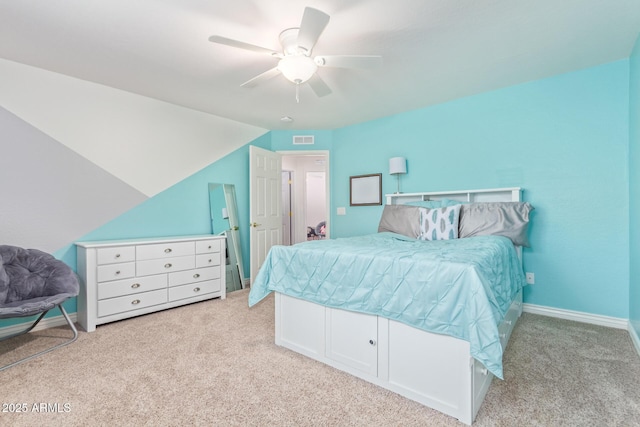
[251,222,261,228]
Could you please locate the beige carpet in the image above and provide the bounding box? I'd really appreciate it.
[1,289,639,426]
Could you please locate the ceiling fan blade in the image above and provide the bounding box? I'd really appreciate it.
[315,55,383,69]
[208,35,281,57]
[240,67,281,88]
[297,7,330,52]
[307,73,332,97]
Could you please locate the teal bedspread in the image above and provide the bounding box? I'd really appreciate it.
[248,232,525,379]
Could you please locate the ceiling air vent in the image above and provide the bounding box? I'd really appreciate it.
[293,135,314,145]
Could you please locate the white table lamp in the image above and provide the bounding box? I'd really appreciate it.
[389,157,407,194]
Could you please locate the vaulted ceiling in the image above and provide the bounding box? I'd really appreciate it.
[1,0,640,130]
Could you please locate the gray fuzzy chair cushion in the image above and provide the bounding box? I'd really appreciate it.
[0,245,79,318]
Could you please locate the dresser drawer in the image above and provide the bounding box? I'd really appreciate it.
[196,239,222,254]
[97,246,135,265]
[136,255,195,277]
[136,241,194,260]
[98,288,167,317]
[168,279,221,302]
[196,253,222,268]
[97,262,136,282]
[168,266,220,287]
[98,274,167,300]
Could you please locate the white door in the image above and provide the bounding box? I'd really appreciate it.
[249,146,282,284]
[282,171,293,246]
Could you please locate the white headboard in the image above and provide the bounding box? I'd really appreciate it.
[386,187,521,205]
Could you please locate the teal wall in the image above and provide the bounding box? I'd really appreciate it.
[630,35,640,338]
[270,129,334,151]
[2,59,634,330]
[331,60,630,318]
[56,131,271,274]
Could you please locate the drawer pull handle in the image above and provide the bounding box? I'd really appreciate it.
[115,254,121,258]
[479,367,488,376]
[193,273,200,278]
[164,263,172,268]
[131,283,140,289]
[369,339,376,346]
[505,320,512,326]
[164,248,172,253]
[500,333,506,339]
[194,287,201,292]
[115,271,121,275]
[131,299,141,305]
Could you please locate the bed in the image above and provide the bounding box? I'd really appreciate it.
[248,187,532,424]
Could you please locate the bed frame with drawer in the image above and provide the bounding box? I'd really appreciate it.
[274,187,524,425]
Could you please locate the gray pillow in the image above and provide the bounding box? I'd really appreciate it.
[459,202,534,247]
[378,204,421,238]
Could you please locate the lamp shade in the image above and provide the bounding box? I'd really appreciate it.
[389,157,407,175]
[278,55,318,84]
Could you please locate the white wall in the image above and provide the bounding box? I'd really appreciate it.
[0,58,267,252]
[0,58,267,197]
[0,106,147,252]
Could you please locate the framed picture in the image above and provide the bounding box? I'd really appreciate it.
[350,173,382,206]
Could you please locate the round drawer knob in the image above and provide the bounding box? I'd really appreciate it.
[193,273,200,278]
[115,271,121,275]
[115,254,121,258]
[164,248,172,253]
[208,259,212,263]
[131,299,141,305]
[369,339,376,346]
[194,287,201,292]
[164,263,172,268]
[208,245,212,249]
[131,283,140,289]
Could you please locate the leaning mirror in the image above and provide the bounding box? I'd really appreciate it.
[208,183,244,293]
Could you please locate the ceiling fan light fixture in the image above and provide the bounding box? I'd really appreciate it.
[278,55,317,84]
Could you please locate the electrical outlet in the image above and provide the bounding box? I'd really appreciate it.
[337,207,346,215]
[525,272,535,285]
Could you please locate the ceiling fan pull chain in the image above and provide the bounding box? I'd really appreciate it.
[296,83,300,103]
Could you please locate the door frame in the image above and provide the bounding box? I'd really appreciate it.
[278,150,330,242]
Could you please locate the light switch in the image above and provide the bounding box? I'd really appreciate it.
[337,207,346,215]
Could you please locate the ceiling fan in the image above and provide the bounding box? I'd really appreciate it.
[208,7,382,101]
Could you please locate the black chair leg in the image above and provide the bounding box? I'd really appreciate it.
[0,305,78,372]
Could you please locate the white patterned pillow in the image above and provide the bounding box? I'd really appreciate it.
[418,205,462,241]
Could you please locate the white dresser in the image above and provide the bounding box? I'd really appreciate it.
[76,235,226,332]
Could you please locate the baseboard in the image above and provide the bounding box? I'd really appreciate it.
[522,303,628,330]
[630,322,640,358]
[0,312,78,339]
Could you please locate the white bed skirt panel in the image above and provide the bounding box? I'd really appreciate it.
[275,290,523,425]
